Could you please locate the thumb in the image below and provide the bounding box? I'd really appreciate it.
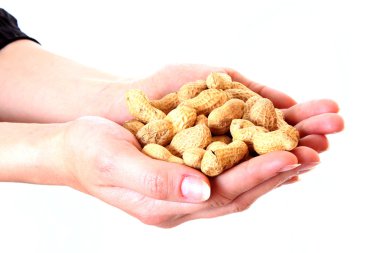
[103,147,211,203]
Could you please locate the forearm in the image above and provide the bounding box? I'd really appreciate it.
[0,121,73,186]
[0,40,131,124]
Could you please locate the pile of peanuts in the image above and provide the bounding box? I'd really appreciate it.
[124,72,299,176]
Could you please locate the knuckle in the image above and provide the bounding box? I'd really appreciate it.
[142,173,169,200]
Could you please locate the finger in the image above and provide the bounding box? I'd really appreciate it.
[299,134,329,153]
[176,168,300,223]
[295,113,345,137]
[91,186,203,227]
[284,99,340,125]
[101,146,211,203]
[225,68,297,109]
[291,146,320,172]
[210,151,298,201]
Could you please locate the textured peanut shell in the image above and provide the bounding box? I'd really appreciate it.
[170,124,212,155]
[206,72,233,90]
[208,99,245,135]
[177,80,207,102]
[201,140,248,177]
[253,125,300,155]
[142,144,184,164]
[248,98,278,131]
[275,108,289,129]
[224,89,261,102]
[126,89,166,124]
[180,88,229,115]
[150,92,179,114]
[206,141,228,151]
[165,105,197,134]
[195,114,208,126]
[211,135,232,144]
[230,81,252,90]
[183,148,206,169]
[242,95,263,120]
[123,119,145,135]
[136,119,174,146]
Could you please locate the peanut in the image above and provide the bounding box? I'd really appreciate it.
[150,92,179,114]
[136,119,174,146]
[142,144,184,164]
[253,124,299,155]
[224,88,261,102]
[208,98,245,135]
[165,105,197,134]
[206,141,228,151]
[177,80,207,102]
[195,114,208,126]
[123,119,144,135]
[170,124,212,155]
[183,147,206,169]
[180,88,229,115]
[126,89,166,123]
[206,72,232,90]
[242,95,262,120]
[211,135,232,144]
[124,72,300,177]
[248,98,278,131]
[201,140,248,176]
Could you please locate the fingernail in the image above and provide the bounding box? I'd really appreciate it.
[296,162,320,174]
[276,175,299,188]
[279,164,301,172]
[181,177,210,202]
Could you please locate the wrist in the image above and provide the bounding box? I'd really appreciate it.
[0,122,74,187]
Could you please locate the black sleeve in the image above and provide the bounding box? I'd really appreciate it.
[0,8,39,50]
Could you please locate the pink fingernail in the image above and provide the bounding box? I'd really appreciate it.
[279,164,301,172]
[181,177,210,202]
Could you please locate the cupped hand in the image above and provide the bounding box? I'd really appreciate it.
[84,64,344,227]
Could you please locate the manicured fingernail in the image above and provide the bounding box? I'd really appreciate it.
[181,177,210,202]
[279,164,301,172]
[276,175,300,188]
[296,162,320,174]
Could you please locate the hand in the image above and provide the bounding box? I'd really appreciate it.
[60,116,302,227]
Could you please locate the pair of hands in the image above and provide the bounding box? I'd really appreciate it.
[59,64,344,228]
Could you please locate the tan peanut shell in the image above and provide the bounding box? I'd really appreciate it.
[136,119,174,146]
[150,92,179,114]
[208,99,245,135]
[195,114,208,125]
[211,135,232,144]
[206,141,228,151]
[123,119,144,135]
[242,95,262,120]
[230,81,251,91]
[253,125,300,155]
[180,88,229,115]
[201,140,248,177]
[248,98,278,131]
[126,89,166,124]
[177,80,207,102]
[224,89,261,102]
[183,148,206,169]
[165,105,197,134]
[142,144,184,164]
[170,124,212,155]
[230,119,268,149]
[206,72,233,90]
[275,108,289,129]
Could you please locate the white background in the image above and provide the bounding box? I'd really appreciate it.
[1,0,379,252]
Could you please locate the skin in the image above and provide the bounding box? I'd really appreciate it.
[0,40,344,227]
